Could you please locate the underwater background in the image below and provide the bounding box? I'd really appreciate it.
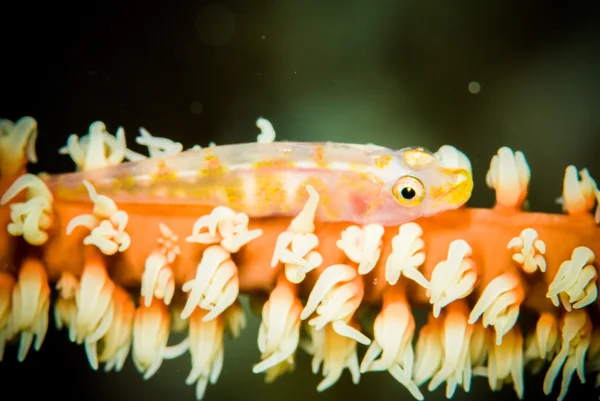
[1,0,599,400]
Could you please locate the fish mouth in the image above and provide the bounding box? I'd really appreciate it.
[431,168,474,212]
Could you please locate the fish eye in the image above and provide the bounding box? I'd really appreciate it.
[392,175,425,207]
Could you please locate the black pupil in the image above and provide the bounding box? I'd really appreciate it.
[401,187,416,200]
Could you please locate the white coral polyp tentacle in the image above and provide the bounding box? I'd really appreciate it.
[0,173,54,246]
[473,325,525,399]
[302,323,361,392]
[223,300,246,338]
[183,206,262,322]
[413,302,478,399]
[561,166,598,216]
[524,312,560,374]
[156,222,181,264]
[428,302,476,398]
[0,116,38,178]
[0,173,52,208]
[186,206,263,253]
[469,272,524,345]
[136,127,184,159]
[82,218,131,255]
[300,264,370,346]
[141,225,178,308]
[141,251,175,307]
[469,323,489,370]
[58,121,129,170]
[485,146,531,209]
[81,179,119,218]
[187,207,236,243]
[507,228,547,273]
[413,313,443,386]
[255,117,277,143]
[547,246,597,311]
[69,262,116,370]
[360,288,422,400]
[384,222,428,288]
[543,309,592,401]
[271,185,322,283]
[132,300,189,380]
[5,259,50,362]
[186,309,225,401]
[336,223,384,275]
[271,231,323,284]
[0,273,16,361]
[97,286,135,372]
[54,272,79,330]
[427,239,477,317]
[587,329,600,387]
[66,180,131,255]
[180,245,239,321]
[253,275,302,382]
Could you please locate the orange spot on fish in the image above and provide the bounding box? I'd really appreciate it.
[374,154,392,169]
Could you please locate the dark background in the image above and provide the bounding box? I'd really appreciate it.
[1,0,600,400]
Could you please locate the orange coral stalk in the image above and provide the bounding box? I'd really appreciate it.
[19,201,597,306]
